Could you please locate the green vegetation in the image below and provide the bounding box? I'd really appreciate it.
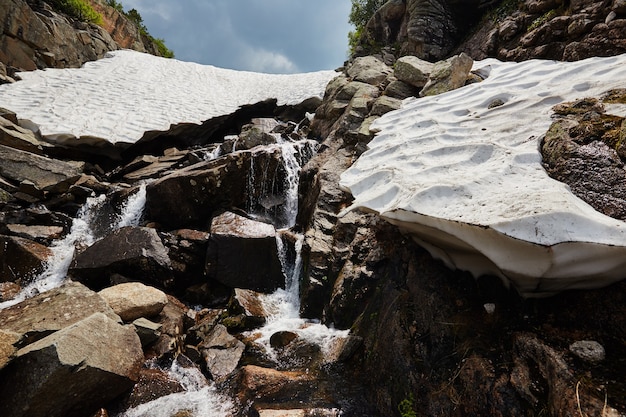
[48,0,103,25]
[487,0,521,23]
[105,0,124,13]
[348,0,385,54]
[398,393,417,417]
[527,9,557,32]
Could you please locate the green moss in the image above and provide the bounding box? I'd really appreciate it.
[488,0,521,23]
[398,393,417,417]
[527,9,557,32]
[48,0,103,25]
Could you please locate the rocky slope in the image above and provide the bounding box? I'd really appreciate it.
[0,0,164,80]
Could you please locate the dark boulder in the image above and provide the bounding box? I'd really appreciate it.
[69,226,172,290]
[206,212,284,293]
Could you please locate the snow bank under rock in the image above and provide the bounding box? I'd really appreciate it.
[340,54,626,297]
[0,50,337,144]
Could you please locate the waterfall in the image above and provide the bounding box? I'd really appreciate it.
[117,360,234,417]
[251,233,349,362]
[0,183,147,309]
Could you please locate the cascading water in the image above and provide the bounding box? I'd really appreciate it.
[0,183,147,309]
[117,360,234,417]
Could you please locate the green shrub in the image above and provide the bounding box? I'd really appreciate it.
[527,9,557,32]
[152,37,174,59]
[106,0,124,13]
[48,0,103,25]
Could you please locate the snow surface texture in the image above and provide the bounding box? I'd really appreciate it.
[340,54,626,297]
[0,50,337,144]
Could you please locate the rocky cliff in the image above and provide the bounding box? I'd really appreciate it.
[357,0,626,62]
[0,0,163,80]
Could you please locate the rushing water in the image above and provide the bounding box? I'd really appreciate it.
[0,183,147,309]
[250,233,349,364]
[117,360,234,417]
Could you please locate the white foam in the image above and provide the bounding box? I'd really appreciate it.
[117,361,234,417]
[340,54,626,296]
[0,50,337,144]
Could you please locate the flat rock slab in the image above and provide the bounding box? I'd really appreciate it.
[341,54,626,296]
[0,281,119,345]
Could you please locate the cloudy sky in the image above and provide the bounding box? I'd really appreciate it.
[121,0,353,74]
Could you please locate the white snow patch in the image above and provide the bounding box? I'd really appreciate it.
[0,50,337,144]
[340,54,626,296]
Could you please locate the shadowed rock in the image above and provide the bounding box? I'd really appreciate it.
[70,226,172,291]
[206,212,284,293]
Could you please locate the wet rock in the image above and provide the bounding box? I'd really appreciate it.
[234,365,312,404]
[99,282,168,322]
[70,226,172,291]
[145,295,187,358]
[145,147,286,229]
[569,340,606,363]
[512,333,618,416]
[235,122,278,151]
[0,281,20,302]
[122,367,184,409]
[0,312,143,417]
[0,234,53,282]
[199,324,245,379]
[206,212,284,293]
[270,331,299,349]
[420,53,473,97]
[256,409,341,417]
[5,224,63,242]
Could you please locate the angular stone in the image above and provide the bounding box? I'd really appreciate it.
[0,282,120,343]
[0,312,143,417]
[98,282,168,322]
[394,55,435,88]
[70,226,172,290]
[384,79,421,99]
[0,144,83,190]
[206,212,284,293]
[346,56,392,85]
[132,317,162,347]
[370,95,402,116]
[6,224,64,241]
[235,365,311,404]
[0,234,52,282]
[0,116,51,155]
[200,324,245,379]
[420,53,474,97]
[145,148,285,229]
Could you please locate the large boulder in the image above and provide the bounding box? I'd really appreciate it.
[69,226,172,290]
[0,116,51,154]
[145,147,286,229]
[419,52,473,97]
[0,312,143,417]
[200,323,245,379]
[206,211,284,293]
[98,282,168,322]
[393,55,435,88]
[0,281,120,343]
